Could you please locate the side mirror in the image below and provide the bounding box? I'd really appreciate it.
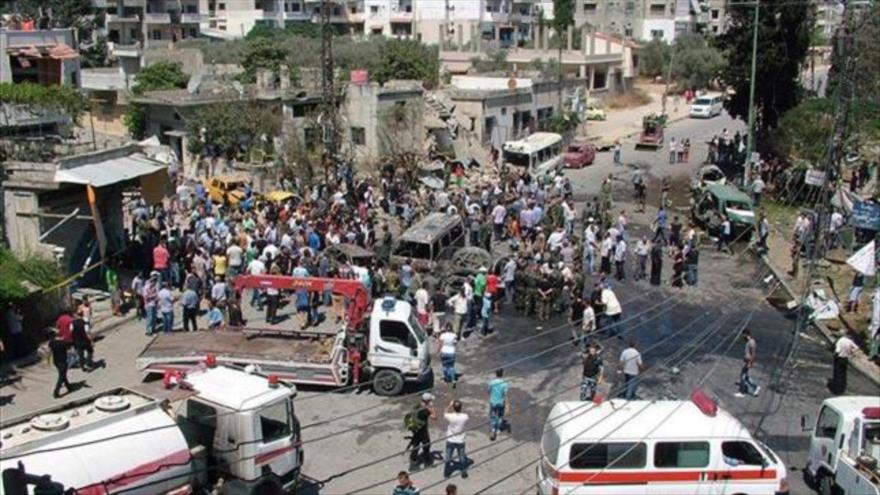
[801,414,812,433]
[411,348,418,357]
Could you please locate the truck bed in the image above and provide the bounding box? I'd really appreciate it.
[138,330,338,366]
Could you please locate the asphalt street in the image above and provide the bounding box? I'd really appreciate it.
[1,113,875,495]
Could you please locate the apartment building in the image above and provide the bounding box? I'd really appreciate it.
[99,0,209,50]
[815,0,841,41]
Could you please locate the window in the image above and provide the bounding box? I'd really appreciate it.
[290,2,301,12]
[583,3,597,13]
[259,400,291,443]
[542,426,561,465]
[654,442,710,468]
[218,2,226,10]
[379,320,415,348]
[593,70,607,89]
[651,29,664,40]
[187,400,217,428]
[151,29,162,40]
[650,4,665,16]
[816,406,841,439]
[722,441,766,466]
[370,5,379,13]
[351,127,366,145]
[569,443,647,469]
[711,9,720,19]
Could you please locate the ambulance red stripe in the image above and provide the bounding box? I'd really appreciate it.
[554,468,777,483]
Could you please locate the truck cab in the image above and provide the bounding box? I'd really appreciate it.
[0,366,302,495]
[178,366,303,494]
[803,396,880,495]
[366,297,432,396]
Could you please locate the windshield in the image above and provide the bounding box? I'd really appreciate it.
[694,98,712,105]
[393,241,432,259]
[756,440,778,464]
[504,150,531,167]
[408,312,427,343]
[566,146,583,153]
[726,201,752,211]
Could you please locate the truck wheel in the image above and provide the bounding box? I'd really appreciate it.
[372,369,405,396]
[818,473,838,495]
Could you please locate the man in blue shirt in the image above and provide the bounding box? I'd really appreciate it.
[488,368,510,441]
[652,207,668,244]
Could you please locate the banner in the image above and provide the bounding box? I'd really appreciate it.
[805,168,827,186]
[852,201,880,230]
[846,240,875,276]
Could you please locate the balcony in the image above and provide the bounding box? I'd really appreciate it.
[488,12,510,22]
[390,11,413,22]
[180,13,208,23]
[510,12,533,22]
[348,11,367,23]
[106,13,141,23]
[144,13,171,24]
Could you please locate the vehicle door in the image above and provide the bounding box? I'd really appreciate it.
[717,440,777,494]
[373,318,418,370]
[653,440,712,495]
[251,398,299,484]
[810,405,843,473]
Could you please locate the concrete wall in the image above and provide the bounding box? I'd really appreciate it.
[0,28,79,84]
[143,48,203,76]
[642,18,676,41]
[343,82,424,169]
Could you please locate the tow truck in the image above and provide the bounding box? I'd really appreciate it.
[803,396,880,495]
[136,275,431,396]
[635,113,666,149]
[0,364,303,494]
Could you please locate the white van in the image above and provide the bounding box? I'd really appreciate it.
[538,396,790,495]
[690,93,724,118]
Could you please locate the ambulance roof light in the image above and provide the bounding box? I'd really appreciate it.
[690,389,718,417]
[863,407,880,420]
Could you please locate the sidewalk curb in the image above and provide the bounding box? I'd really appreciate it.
[758,253,880,388]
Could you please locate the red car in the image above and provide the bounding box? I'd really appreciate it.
[563,142,597,169]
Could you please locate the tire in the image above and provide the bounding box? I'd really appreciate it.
[818,473,837,495]
[372,369,405,396]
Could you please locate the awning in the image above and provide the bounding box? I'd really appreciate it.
[54,154,167,188]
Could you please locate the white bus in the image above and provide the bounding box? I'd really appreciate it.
[502,132,564,179]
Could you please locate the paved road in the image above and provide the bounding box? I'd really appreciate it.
[2,114,872,495]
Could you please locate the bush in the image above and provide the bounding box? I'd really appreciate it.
[0,247,64,301]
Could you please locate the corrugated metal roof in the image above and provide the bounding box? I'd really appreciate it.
[54,154,166,188]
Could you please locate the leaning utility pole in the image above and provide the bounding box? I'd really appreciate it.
[320,0,339,183]
[743,0,760,187]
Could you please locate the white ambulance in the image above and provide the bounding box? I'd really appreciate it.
[538,393,790,495]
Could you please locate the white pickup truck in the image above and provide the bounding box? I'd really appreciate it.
[803,396,880,495]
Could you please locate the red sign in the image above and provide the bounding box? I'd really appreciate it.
[350,69,368,85]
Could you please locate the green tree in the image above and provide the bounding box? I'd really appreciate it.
[770,98,880,165]
[827,1,880,101]
[6,0,94,30]
[80,36,109,69]
[716,0,813,143]
[373,39,439,86]
[123,62,189,139]
[240,38,292,83]
[671,34,724,89]
[185,102,280,159]
[0,246,64,301]
[471,49,509,73]
[638,39,671,79]
[0,82,89,124]
[551,0,575,107]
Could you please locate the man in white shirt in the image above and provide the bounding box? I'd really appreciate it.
[619,340,644,400]
[601,286,623,336]
[635,237,649,280]
[443,400,470,478]
[447,289,469,338]
[502,258,517,304]
[492,203,507,238]
[830,331,859,395]
[226,243,243,277]
[414,287,430,328]
[247,256,266,308]
[547,227,566,251]
[614,237,627,281]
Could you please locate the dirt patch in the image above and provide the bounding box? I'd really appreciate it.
[607,88,653,109]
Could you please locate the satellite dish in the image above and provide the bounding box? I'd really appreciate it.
[186,72,203,94]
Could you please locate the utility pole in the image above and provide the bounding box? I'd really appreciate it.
[743,0,760,187]
[320,0,338,183]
